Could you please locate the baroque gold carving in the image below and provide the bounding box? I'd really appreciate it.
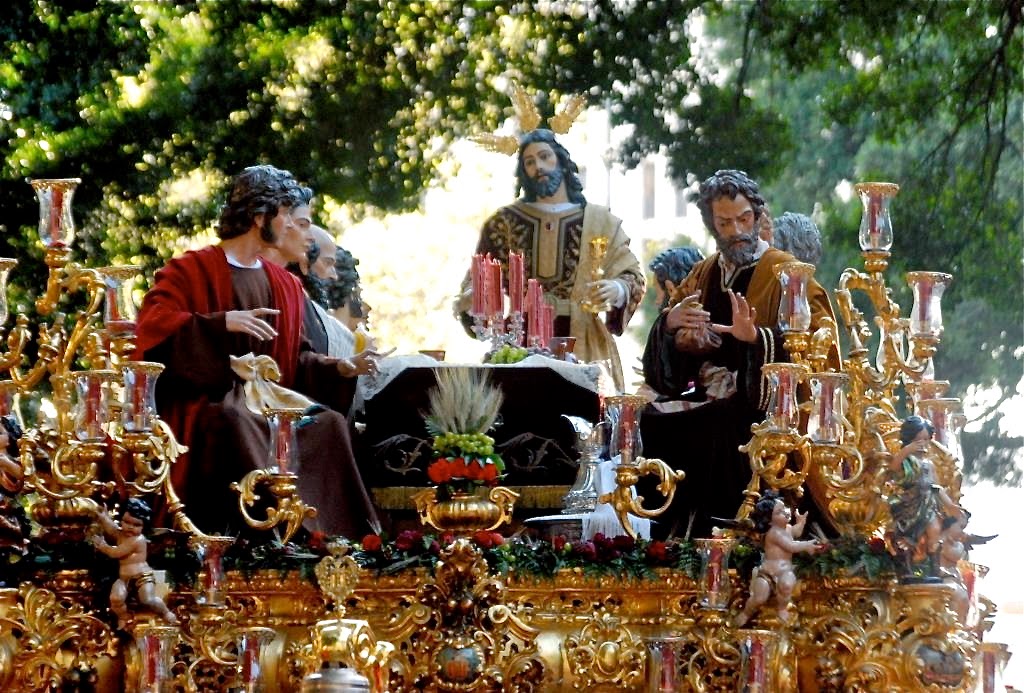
[0,584,113,691]
[564,608,645,690]
[384,538,546,691]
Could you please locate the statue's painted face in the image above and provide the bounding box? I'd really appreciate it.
[271,204,312,265]
[772,499,791,525]
[122,513,145,537]
[521,142,564,199]
[711,194,759,266]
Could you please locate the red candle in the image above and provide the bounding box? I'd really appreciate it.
[917,280,932,325]
[471,254,484,316]
[525,279,539,343]
[85,377,101,438]
[508,251,524,313]
[489,258,503,318]
[50,188,64,247]
[868,197,880,248]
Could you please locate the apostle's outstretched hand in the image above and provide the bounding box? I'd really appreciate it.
[336,347,395,377]
[710,291,757,343]
[226,308,280,341]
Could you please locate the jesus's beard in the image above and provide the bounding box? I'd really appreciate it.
[524,166,564,200]
[716,230,759,266]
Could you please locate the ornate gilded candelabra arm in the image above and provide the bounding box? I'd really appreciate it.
[34,247,73,317]
[0,315,32,372]
[160,455,207,538]
[9,322,62,391]
[230,469,317,544]
[736,425,812,523]
[808,442,889,535]
[836,266,900,382]
[57,266,106,374]
[112,424,181,496]
[807,316,840,374]
[598,456,685,540]
[17,430,105,502]
[176,600,253,689]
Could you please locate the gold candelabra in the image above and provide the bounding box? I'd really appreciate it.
[0,179,188,540]
[598,394,686,540]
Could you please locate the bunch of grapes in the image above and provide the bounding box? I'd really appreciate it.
[433,432,495,457]
[485,344,529,364]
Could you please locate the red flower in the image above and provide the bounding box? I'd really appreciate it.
[448,457,470,479]
[428,459,451,484]
[464,460,483,481]
[572,540,597,561]
[395,530,422,551]
[441,532,455,547]
[647,540,669,562]
[361,534,382,552]
[472,530,494,549]
[553,536,567,551]
[613,535,636,551]
[480,463,499,482]
[488,532,504,547]
[309,531,328,553]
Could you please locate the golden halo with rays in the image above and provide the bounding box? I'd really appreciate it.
[470,84,587,156]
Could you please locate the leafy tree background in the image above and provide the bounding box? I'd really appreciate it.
[0,0,1019,482]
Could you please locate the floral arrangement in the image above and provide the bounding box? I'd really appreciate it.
[423,368,505,500]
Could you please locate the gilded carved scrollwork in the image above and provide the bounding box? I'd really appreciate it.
[564,608,645,690]
[0,585,113,691]
[383,539,546,691]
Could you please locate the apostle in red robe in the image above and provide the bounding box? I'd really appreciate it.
[135,165,380,537]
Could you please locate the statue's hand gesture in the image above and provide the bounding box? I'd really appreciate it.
[586,279,619,309]
[665,293,707,332]
[226,308,279,341]
[710,291,757,343]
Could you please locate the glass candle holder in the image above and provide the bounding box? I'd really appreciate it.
[645,636,684,692]
[977,642,1009,693]
[775,261,815,333]
[604,394,647,463]
[189,534,235,607]
[807,372,848,444]
[906,271,953,338]
[907,379,950,411]
[99,266,141,337]
[72,370,116,442]
[121,362,163,433]
[762,363,805,432]
[855,182,899,252]
[235,626,277,693]
[0,257,17,326]
[695,535,734,610]
[132,623,178,693]
[266,408,304,475]
[917,398,964,462]
[30,178,82,249]
[736,629,778,693]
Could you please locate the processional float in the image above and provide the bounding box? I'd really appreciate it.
[0,175,1012,692]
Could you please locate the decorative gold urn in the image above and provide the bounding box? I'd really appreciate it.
[411,486,519,533]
